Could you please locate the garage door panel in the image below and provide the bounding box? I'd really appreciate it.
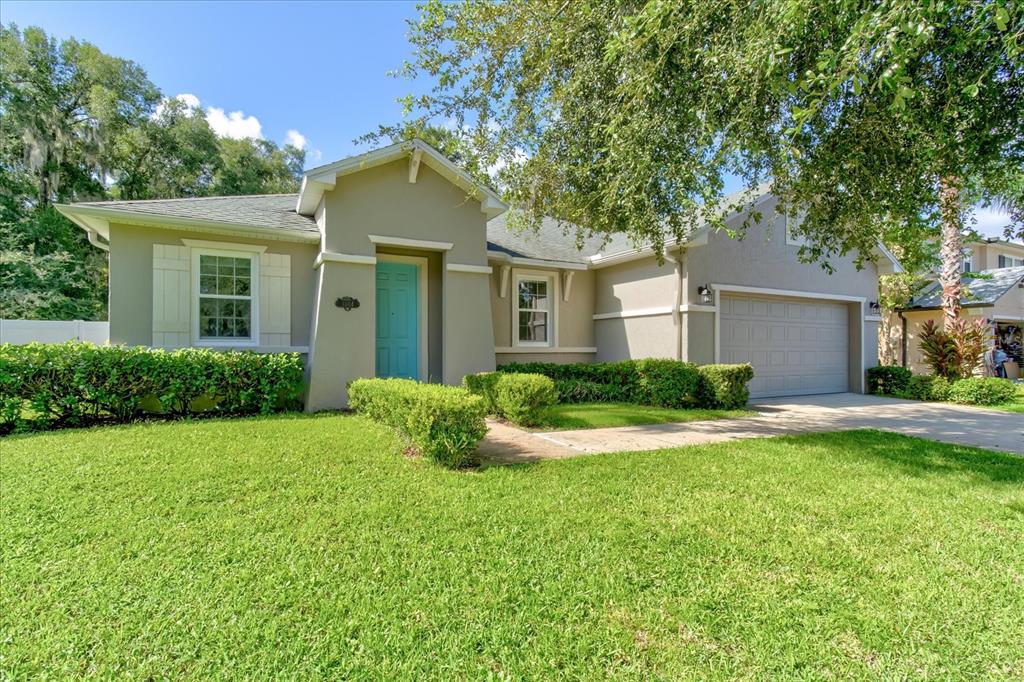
[721,294,849,399]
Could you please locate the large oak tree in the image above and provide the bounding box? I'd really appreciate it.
[387,0,1023,325]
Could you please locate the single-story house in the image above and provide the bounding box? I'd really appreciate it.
[57,140,901,410]
[890,265,1024,378]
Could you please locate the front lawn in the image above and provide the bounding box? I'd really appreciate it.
[3,417,1022,678]
[539,401,753,430]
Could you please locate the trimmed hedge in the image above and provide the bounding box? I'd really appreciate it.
[349,378,486,468]
[495,359,753,409]
[464,372,559,426]
[695,364,756,409]
[0,342,304,434]
[947,377,1018,406]
[462,371,501,414]
[493,373,558,426]
[866,365,913,396]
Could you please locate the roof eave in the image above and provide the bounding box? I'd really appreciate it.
[55,203,321,245]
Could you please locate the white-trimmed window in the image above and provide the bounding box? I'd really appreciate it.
[784,212,808,247]
[962,249,973,273]
[997,254,1024,268]
[192,249,258,344]
[515,275,552,346]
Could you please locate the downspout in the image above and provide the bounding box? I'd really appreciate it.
[86,228,110,252]
[898,311,908,368]
[672,249,686,361]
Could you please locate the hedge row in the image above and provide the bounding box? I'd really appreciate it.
[495,359,754,410]
[0,342,304,434]
[867,365,1017,405]
[348,378,486,468]
[463,372,558,426]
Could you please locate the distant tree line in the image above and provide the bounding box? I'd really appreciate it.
[0,25,305,320]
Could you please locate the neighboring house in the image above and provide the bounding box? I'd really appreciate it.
[961,238,1024,272]
[57,140,901,409]
[891,265,1024,378]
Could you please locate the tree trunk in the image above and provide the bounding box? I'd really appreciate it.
[938,175,963,329]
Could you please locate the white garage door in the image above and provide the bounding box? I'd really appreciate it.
[720,294,849,399]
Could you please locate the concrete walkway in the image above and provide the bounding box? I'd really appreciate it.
[476,393,1024,463]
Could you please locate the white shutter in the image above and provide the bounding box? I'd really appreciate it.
[259,252,291,347]
[152,244,191,348]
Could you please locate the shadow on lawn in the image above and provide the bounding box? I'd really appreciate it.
[803,430,1024,484]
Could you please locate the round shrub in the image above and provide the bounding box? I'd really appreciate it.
[696,364,755,409]
[493,373,558,426]
[929,376,953,402]
[866,365,913,395]
[946,377,1017,406]
[634,358,699,408]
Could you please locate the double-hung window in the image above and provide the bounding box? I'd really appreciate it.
[997,254,1024,268]
[516,275,552,346]
[194,250,257,344]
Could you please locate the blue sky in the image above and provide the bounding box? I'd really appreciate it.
[3,0,1012,237]
[2,1,423,165]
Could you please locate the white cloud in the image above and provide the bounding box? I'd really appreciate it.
[153,92,201,118]
[971,205,1013,239]
[310,148,323,162]
[205,106,263,140]
[284,129,307,150]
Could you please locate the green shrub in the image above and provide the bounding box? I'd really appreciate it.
[866,365,913,395]
[462,372,501,414]
[696,364,755,409]
[496,361,640,401]
[634,358,699,408]
[0,342,304,434]
[493,373,558,426]
[897,375,954,402]
[946,377,1017,406]
[552,378,620,404]
[348,378,486,468]
[897,375,936,401]
[929,376,954,402]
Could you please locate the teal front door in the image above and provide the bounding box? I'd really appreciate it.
[376,262,419,379]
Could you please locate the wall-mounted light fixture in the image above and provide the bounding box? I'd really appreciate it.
[697,285,714,305]
[335,296,360,311]
[869,301,881,315]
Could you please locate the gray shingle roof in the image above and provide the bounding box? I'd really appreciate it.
[486,213,609,263]
[906,266,1024,309]
[76,194,317,233]
[486,185,771,263]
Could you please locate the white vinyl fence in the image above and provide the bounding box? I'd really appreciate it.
[0,319,109,345]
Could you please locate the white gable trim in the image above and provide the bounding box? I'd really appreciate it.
[297,139,508,218]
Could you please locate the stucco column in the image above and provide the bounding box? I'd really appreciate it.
[442,265,496,385]
[305,259,376,411]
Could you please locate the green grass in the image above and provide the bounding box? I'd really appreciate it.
[3,417,1023,679]
[538,401,753,430]
[987,383,1024,413]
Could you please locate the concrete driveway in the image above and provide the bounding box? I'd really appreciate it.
[478,393,1023,463]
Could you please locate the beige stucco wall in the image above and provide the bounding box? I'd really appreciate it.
[107,223,317,347]
[594,257,677,315]
[488,262,595,365]
[684,197,881,303]
[320,161,487,266]
[496,352,596,366]
[305,159,495,410]
[990,285,1024,320]
[594,315,676,362]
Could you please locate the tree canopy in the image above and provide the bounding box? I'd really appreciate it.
[0,25,306,320]
[387,0,1022,319]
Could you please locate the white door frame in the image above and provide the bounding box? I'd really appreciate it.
[711,283,867,394]
[376,253,429,382]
